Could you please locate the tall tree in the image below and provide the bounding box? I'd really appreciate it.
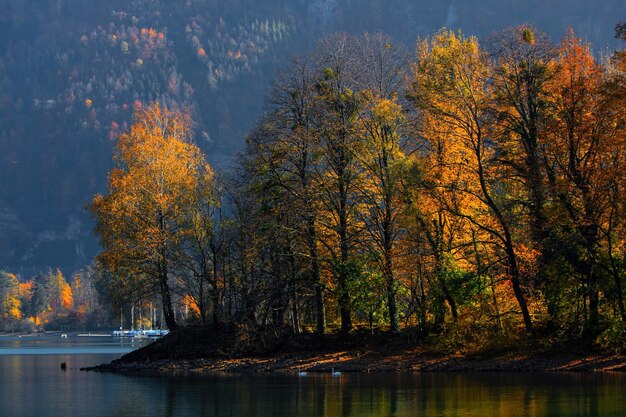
[0,271,21,331]
[489,26,556,322]
[544,30,626,332]
[90,103,214,330]
[356,33,410,332]
[358,96,407,332]
[260,56,327,333]
[177,171,221,326]
[47,269,73,315]
[410,29,534,332]
[313,33,365,333]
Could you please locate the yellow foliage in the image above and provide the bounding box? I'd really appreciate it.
[91,103,215,306]
[8,304,21,320]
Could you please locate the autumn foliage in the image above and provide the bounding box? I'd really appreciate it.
[223,26,626,344]
[90,103,215,330]
[75,24,626,347]
[0,268,112,332]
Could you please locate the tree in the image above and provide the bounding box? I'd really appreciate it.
[71,266,100,315]
[0,271,21,331]
[358,95,407,332]
[251,56,327,333]
[47,268,73,314]
[177,172,222,326]
[90,103,214,330]
[544,30,626,332]
[615,22,626,72]
[489,26,556,322]
[410,29,534,332]
[29,274,50,327]
[356,33,410,332]
[313,33,365,333]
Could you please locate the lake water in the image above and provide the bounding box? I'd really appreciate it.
[0,335,624,417]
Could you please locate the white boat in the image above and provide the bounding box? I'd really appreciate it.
[112,329,169,338]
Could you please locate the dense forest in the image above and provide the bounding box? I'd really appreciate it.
[1,1,626,347]
[0,0,624,275]
[0,267,111,331]
[75,23,626,350]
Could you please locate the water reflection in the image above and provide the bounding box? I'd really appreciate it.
[104,372,625,417]
[0,345,624,417]
[0,335,147,355]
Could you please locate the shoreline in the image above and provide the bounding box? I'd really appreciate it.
[84,351,626,375]
[81,326,626,375]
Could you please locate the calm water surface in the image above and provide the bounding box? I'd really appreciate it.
[0,335,624,417]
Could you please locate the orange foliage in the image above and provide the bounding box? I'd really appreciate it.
[19,281,34,299]
[60,282,73,310]
[180,294,200,316]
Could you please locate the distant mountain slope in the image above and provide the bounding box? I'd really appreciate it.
[0,0,624,274]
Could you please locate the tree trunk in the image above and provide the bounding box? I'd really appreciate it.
[211,255,220,328]
[211,291,220,329]
[476,153,533,333]
[585,268,600,338]
[609,250,626,325]
[159,273,178,330]
[290,278,300,334]
[381,162,398,332]
[384,251,398,332]
[198,273,207,325]
[607,194,626,325]
[338,161,352,333]
[505,241,533,332]
[431,224,458,323]
[308,218,326,334]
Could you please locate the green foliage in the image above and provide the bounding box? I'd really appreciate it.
[617,22,626,40]
[522,28,535,44]
[349,261,386,327]
[439,259,486,308]
[595,320,626,353]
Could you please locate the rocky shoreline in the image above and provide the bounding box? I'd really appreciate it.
[80,325,626,375]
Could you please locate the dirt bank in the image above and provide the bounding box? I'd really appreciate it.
[82,325,626,374]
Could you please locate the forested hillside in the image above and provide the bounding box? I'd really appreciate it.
[0,0,624,275]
